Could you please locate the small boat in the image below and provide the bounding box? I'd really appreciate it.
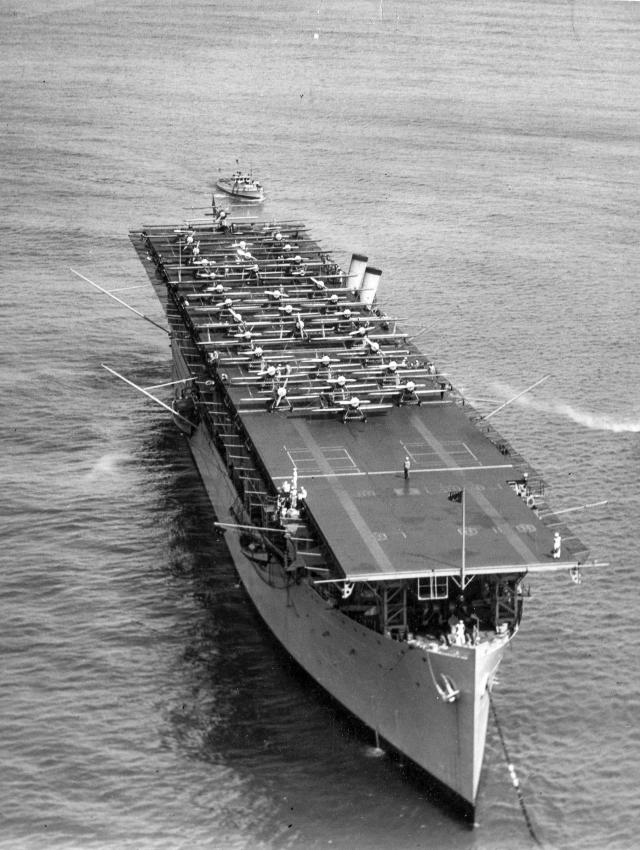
[216,170,264,201]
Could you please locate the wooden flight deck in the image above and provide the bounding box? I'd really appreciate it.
[133,214,593,585]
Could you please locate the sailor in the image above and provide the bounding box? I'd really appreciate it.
[403,456,411,480]
[454,621,466,646]
[515,472,529,499]
[456,594,471,621]
[421,602,438,632]
[468,616,480,646]
[553,531,562,559]
[447,608,463,646]
[439,380,451,400]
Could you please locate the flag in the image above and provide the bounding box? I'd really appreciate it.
[448,489,463,503]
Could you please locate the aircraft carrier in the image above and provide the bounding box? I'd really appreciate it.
[122,206,602,816]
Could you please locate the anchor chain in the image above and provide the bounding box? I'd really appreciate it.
[489,690,542,847]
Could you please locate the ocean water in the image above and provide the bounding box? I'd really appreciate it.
[1,1,639,848]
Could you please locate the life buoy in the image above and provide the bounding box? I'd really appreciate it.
[526,494,536,509]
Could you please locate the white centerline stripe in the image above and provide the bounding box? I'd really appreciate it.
[272,463,513,481]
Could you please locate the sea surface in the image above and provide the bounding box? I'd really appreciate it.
[1,1,639,848]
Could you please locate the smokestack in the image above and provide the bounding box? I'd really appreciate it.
[359,266,382,307]
[346,253,368,294]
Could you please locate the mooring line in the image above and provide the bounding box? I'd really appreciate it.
[489,691,542,847]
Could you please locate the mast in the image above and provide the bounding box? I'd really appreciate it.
[461,487,466,588]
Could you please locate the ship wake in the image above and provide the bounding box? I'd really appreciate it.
[492,385,640,433]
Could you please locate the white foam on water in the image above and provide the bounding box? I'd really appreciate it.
[492,385,640,433]
[88,452,130,477]
[364,745,385,758]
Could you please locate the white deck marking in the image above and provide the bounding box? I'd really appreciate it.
[272,463,513,481]
[462,442,480,463]
[409,413,538,563]
[401,439,480,467]
[286,444,360,475]
[291,421,395,572]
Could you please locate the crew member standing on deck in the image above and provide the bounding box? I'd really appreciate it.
[553,531,562,559]
[404,456,411,480]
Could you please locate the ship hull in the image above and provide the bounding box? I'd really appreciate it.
[216,177,264,201]
[171,342,506,813]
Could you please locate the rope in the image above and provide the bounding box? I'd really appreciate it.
[489,691,542,847]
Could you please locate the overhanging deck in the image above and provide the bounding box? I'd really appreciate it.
[238,395,591,582]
